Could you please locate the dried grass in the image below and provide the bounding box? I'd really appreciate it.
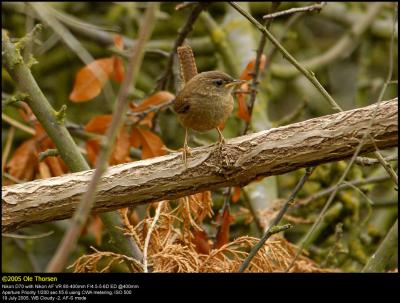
[70,194,337,273]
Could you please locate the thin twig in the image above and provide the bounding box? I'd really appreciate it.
[263,2,326,20]
[354,155,397,166]
[2,172,24,184]
[298,175,391,206]
[239,167,315,272]
[2,127,15,173]
[275,99,308,127]
[2,113,35,136]
[362,219,398,272]
[143,201,164,273]
[2,230,54,239]
[38,149,59,162]
[371,140,398,185]
[269,2,385,78]
[12,238,41,272]
[175,2,198,11]
[229,2,343,112]
[45,3,159,272]
[243,3,280,134]
[264,12,308,71]
[156,3,209,91]
[126,99,175,121]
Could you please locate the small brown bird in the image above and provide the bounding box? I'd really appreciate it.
[174,71,246,165]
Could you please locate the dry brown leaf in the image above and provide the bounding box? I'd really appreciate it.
[6,139,37,181]
[113,34,124,50]
[239,54,266,81]
[131,91,175,113]
[70,58,115,102]
[192,229,211,255]
[38,161,52,179]
[130,127,166,159]
[84,115,112,134]
[44,156,65,177]
[85,139,100,166]
[231,187,241,203]
[236,55,267,122]
[129,91,175,128]
[111,57,125,83]
[87,215,104,246]
[110,127,131,165]
[236,83,251,122]
[215,208,234,249]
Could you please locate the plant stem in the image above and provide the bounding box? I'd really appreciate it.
[45,3,159,272]
[2,30,89,172]
[362,219,398,272]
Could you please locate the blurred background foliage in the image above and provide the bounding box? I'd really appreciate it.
[2,2,398,272]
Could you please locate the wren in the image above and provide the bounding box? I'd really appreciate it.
[173,71,245,166]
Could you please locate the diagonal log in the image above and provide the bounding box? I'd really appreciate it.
[2,98,398,232]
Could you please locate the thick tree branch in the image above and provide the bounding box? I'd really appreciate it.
[2,98,398,232]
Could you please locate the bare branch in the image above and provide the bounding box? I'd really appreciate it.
[263,3,326,20]
[156,3,209,91]
[239,167,315,272]
[2,98,397,233]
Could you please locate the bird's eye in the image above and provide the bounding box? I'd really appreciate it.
[213,79,224,87]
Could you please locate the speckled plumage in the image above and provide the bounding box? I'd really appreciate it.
[174,71,236,132]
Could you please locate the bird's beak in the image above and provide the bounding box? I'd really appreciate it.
[225,79,247,88]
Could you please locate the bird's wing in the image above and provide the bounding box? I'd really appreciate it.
[173,96,190,114]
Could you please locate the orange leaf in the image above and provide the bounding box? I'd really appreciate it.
[239,54,267,81]
[111,56,125,83]
[236,55,266,122]
[215,208,234,249]
[192,230,210,254]
[86,139,100,166]
[129,92,175,128]
[6,139,38,181]
[84,115,112,134]
[38,161,52,179]
[236,83,251,122]
[85,127,131,166]
[44,156,65,177]
[70,58,115,102]
[113,34,124,50]
[139,112,155,128]
[131,91,175,113]
[231,187,241,203]
[87,215,104,246]
[130,127,142,149]
[130,127,166,159]
[110,127,131,165]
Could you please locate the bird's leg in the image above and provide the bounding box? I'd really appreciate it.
[216,127,226,148]
[182,128,191,167]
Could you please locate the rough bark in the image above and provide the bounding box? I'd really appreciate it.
[2,98,398,232]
